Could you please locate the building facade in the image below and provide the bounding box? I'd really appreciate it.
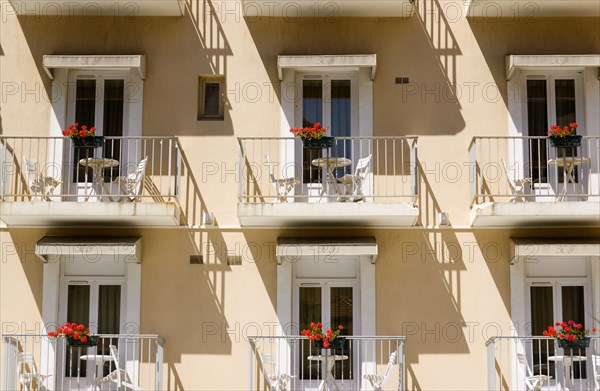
[1,0,599,390]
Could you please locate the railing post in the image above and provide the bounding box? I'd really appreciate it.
[486,338,496,391]
[248,338,254,391]
[410,138,418,204]
[399,338,405,391]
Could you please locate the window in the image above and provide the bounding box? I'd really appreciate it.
[198,76,224,120]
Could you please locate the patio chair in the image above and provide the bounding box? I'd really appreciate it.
[336,154,372,202]
[22,157,60,201]
[258,351,295,391]
[517,353,549,391]
[363,350,397,391]
[114,156,148,202]
[265,154,299,203]
[592,355,600,390]
[18,352,51,391]
[500,158,532,203]
[101,345,143,390]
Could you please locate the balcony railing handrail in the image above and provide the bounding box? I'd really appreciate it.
[238,136,419,141]
[0,136,179,141]
[3,333,164,344]
[249,335,406,340]
[471,135,600,142]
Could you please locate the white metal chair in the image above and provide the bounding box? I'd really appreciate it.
[336,154,372,202]
[258,351,294,391]
[115,156,148,202]
[101,345,142,390]
[517,353,550,391]
[500,158,532,203]
[265,154,299,203]
[592,355,600,390]
[18,352,50,391]
[362,350,396,391]
[22,158,60,201]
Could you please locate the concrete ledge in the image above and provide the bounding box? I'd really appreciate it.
[470,202,600,227]
[0,201,180,227]
[238,202,419,227]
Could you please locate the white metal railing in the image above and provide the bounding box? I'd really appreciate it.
[469,136,600,205]
[2,334,164,391]
[0,136,180,203]
[238,137,418,204]
[486,336,600,391]
[249,336,405,390]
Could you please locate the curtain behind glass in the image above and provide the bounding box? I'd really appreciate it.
[98,285,121,376]
[65,285,90,377]
[330,80,352,176]
[530,286,555,376]
[299,287,322,380]
[561,286,586,378]
[102,80,124,181]
[526,80,548,184]
[555,80,578,181]
[303,80,324,184]
[73,80,96,183]
[330,287,352,380]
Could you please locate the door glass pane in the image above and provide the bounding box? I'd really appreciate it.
[73,80,97,182]
[555,80,576,127]
[530,286,555,376]
[330,287,352,380]
[330,80,352,176]
[526,80,548,184]
[65,285,90,377]
[204,82,221,116]
[102,80,124,181]
[561,286,586,378]
[302,80,323,184]
[98,285,121,376]
[299,286,322,380]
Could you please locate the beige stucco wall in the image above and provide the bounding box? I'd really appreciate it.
[1,0,599,389]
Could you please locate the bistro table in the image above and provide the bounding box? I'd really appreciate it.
[547,157,589,201]
[311,157,352,200]
[548,355,587,391]
[80,354,113,389]
[307,354,349,391]
[79,158,119,202]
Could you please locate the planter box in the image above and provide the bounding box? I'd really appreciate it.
[557,336,590,349]
[67,335,98,347]
[73,136,104,147]
[302,136,334,148]
[313,336,346,349]
[549,135,582,148]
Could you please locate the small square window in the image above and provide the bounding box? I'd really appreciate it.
[198,76,224,120]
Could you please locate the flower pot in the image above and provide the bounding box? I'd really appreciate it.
[67,335,98,347]
[73,136,104,148]
[557,337,590,349]
[312,337,346,349]
[549,135,582,148]
[302,136,334,148]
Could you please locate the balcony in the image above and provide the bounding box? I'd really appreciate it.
[241,0,414,18]
[237,137,419,227]
[249,336,405,390]
[468,136,600,227]
[7,1,184,16]
[486,336,600,390]
[466,0,600,17]
[0,136,185,227]
[2,334,163,391]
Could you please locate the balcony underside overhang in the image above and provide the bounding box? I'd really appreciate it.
[466,0,600,17]
[505,55,600,80]
[0,201,181,227]
[243,0,414,18]
[8,1,184,16]
[510,238,600,263]
[237,202,419,227]
[276,237,378,264]
[36,236,142,263]
[470,202,600,227]
[42,55,146,80]
[278,55,377,81]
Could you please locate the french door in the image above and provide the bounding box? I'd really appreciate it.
[523,73,584,193]
[295,73,358,194]
[528,279,592,385]
[66,71,126,193]
[294,280,358,389]
[58,278,124,385]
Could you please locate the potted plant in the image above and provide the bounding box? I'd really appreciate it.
[48,322,98,347]
[301,322,346,349]
[290,123,334,148]
[543,320,596,349]
[62,123,103,147]
[547,123,582,148]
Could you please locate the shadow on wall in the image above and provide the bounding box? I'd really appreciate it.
[245,1,465,136]
[468,18,600,107]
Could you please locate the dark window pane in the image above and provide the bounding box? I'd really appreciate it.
[530,286,555,376]
[102,80,124,180]
[331,287,352,380]
[299,287,322,380]
[204,83,221,116]
[73,80,97,183]
[526,80,548,183]
[302,80,324,183]
[555,79,576,127]
[561,286,586,378]
[98,285,121,376]
[66,285,90,378]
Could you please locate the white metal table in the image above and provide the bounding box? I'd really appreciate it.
[79,158,119,201]
[307,354,349,391]
[80,354,113,389]
[311,157,352,200]
[547,157,589,201]
[548,355,587,391]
